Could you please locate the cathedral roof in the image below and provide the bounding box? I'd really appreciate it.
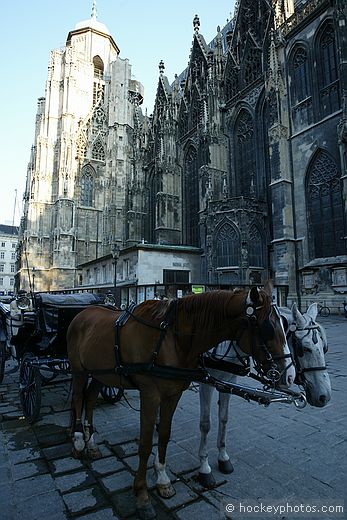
[73,2,110,36]
[67,2,119,53]
[74,17,111,36]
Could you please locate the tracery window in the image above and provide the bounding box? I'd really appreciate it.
[184,147,199,246]
[318,23,340,117]
[147,169,162,243]
[215,223,240,267]
[80,165,94,207]
[234,110,256,197]
[92,140,105,161]
[248,224,264,267]
[292,48,310,104]
[306,151,345,258]
[290,46,312,128]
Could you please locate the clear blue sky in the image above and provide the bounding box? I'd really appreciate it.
[1,0,235,225]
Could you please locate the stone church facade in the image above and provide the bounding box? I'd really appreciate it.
[19,0,347,309]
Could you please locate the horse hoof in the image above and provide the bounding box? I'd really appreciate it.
[136,503,157,519]
[87,447,102,460]
[197,471,216,489]
[72,447,84,459]
[218,459,234,474]
[156,483,176,499]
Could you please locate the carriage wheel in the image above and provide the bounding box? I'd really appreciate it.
[19,353,42,424]
[100,385,123,404]
[0,341,6,384]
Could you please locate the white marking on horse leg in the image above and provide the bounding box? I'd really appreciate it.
[217,390,231,462]
[73,431,85,452]
[198,384,213,474]
[154,452,171,485]
[86,432,97,450]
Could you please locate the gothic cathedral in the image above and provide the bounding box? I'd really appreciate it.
[19,0,347,308]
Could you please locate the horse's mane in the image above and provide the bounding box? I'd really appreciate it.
[148,288,272,329]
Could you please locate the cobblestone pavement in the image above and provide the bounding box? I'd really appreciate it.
[0,317,346,520]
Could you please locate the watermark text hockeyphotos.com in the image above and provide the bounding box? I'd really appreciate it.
[223,500,344,517]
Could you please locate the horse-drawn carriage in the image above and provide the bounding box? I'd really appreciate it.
[0,292,123,423]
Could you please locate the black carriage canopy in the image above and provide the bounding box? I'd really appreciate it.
[34,293,106,334]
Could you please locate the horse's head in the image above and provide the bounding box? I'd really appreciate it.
[238,282,295,388]
[291,303,331,407]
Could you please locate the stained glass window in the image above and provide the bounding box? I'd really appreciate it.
[215,223,240,267]
[306,151,345,258]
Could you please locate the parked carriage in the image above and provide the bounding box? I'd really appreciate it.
[0,292,123,423]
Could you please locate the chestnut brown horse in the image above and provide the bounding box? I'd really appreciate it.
[67,283,294,519]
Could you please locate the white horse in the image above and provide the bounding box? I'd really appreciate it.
[197,303,331,487]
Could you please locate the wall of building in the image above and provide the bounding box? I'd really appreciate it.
[0,226,18,299]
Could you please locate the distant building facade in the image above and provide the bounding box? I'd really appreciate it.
[0,225,18,299]
[19,0,347,310]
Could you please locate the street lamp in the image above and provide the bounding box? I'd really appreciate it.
[32,267,36,294]
[111,244,120,297]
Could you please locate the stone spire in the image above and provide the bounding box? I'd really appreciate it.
[193,14,200,34]
[91,0,97,19]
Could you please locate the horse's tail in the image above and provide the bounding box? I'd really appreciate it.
[69,373,89,433]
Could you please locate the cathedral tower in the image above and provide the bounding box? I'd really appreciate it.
[19,2,144,291]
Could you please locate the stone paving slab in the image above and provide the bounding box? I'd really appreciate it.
[0,316,346,519]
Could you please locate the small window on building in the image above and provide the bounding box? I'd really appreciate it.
[12,243,16,248]
[1,242,5,248]
[163,270,190,284]
[0,264,4,272]
[0,278,3,286]
[10,264,15,273]
[10,278,14,285]
[0,252,4,259]
[11,253,16,260]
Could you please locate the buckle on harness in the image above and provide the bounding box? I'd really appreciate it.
[160,321,168,330]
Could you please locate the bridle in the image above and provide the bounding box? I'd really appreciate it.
[288,319,328,387]
[239,302,294,388]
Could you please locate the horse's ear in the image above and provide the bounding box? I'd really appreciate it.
[306,302,318,322]
[292,303,306,328]
[247,286,260,305]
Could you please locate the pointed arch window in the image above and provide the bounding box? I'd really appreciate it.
[234,110,256,197]
[147,169,162,243]
[184,147,199,246]
[318,23,340,117]
[214,223,240,267]
[292,47,310,103]
[306,151,345,258]
[92,140,105,161]
[290,46,312,128]
[93,55,104,78]
[248,224,265,267]
[80,166,94,207]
